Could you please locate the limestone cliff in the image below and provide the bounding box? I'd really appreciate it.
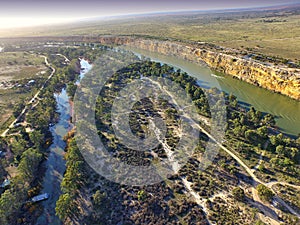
[95,37,300,101]
[4,36,298,100]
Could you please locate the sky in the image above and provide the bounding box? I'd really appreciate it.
[0,0,300,29]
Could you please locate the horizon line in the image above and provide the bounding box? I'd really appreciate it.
[1,2,299,29]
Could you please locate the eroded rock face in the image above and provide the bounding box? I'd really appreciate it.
[9,36,297,100]
[96,37,300,101]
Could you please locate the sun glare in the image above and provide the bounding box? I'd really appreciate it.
[0,17,75,29]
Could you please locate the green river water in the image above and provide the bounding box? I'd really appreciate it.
[128,47,300,136]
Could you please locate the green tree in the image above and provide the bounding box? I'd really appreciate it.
[55,193,76,221]
[270,135,280,147]
[228,93,237,103]
[289,147,299,161]
[0,188,25,224]
[257,126,268,138]
[256,184,274,202]
[29,130,45,150]
[233,126,244,137]
[11,138,27,158]
[262,114,275,127]
[232,187,245,201]
[247,107,261,126]
[245,130,257,142]
[18,148,42,182]
[93,190,107,208]
[13,101,25,118]
[258,164,265,172]
[137,190,147,201]
[275,145,285,156]
[66,82,78,101]
[296,136,300,145]
[61,138,86,193]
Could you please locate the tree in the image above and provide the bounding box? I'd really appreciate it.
[29,130,45,150]
[55,193,76,221]
[262,114,275,127]
[247,107,261,126]
[228,93,237,103]
[11,138,27,158]
[13,101,25,118]
[245,130,257,142]
[66,82,78,101]
[276,133,284,144]
[61,138,86,193]
[289,147,299,161]
[93,190,107,208]
[228,94,238,109]
[283,157,294,167]
[137,190,147,201]
[256,184,274,202]
[258,164,265,172]
[61,161,85,193]
[0,188,24,224]
[18,148,42,182]
[270,135,280,147]
[64,59,80,82]
[232,187,245,201]
[233,126,244,137]
[270,157,280,168]
[296,136,300,145]
[275,145,285,156]
[193,88,204,100]
[257,126,268,138]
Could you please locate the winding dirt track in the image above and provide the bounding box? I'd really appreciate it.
[147,77,300,219]
[1,56,55,138]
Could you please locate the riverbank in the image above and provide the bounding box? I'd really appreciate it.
[36,58,92,225]
[7,36,296,135]
[35,89,71,225]
[126,45,300,136]
[2,36,298,100]
[97,36,300,101]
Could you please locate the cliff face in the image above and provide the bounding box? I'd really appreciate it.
[96,37,300,101]
[9,36,297,100]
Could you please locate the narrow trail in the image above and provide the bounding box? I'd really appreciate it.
[150,119,212,225]
[253,152,264,171]
[190,112,300,218]
[56,54,70,63]
[146,77,300,219]
[1,55,55,138]
[182,178,212,225]
[251,187,281,225]
[253,141,268,172]
[267,182,300,190]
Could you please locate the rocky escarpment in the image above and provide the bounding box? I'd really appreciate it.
[95,37,300,101]
[2,36,299,100]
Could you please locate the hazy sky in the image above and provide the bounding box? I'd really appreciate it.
[1,0,300,28]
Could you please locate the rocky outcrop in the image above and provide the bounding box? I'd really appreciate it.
[95,37,300,101]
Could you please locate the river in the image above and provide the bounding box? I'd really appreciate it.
[127,47,300,136]
[35,47,298,224]
[36,59,91,225]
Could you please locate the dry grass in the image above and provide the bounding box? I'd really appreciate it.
[0,52,46,80]
[0,52,47,128]
[1,7,299,60]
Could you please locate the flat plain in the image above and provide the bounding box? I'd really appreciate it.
[1,5,300,60]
